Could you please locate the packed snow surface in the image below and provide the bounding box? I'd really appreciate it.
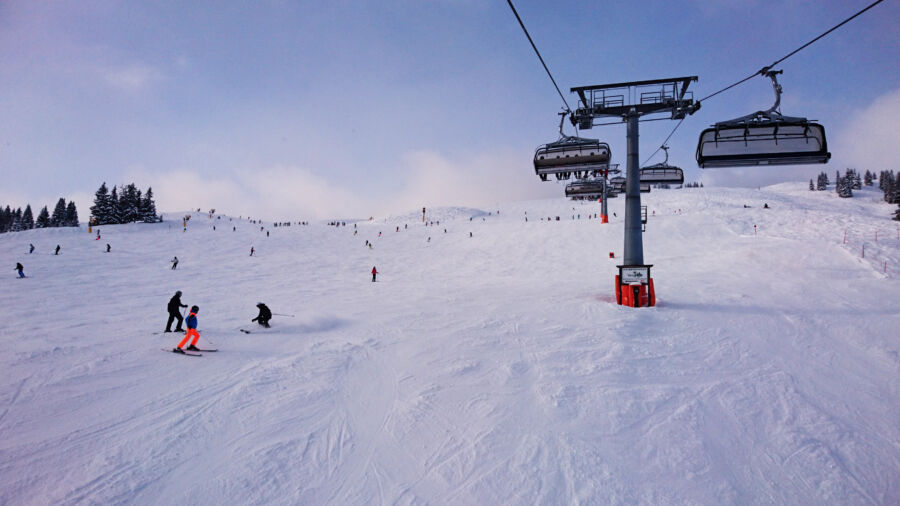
[1,183,898,505]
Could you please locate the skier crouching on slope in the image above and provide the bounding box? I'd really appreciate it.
[252,303,272,328]
[174,306,202,353]
[165,290,188,332]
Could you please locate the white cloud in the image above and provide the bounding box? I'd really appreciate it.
[112,148,559,222]
[103,63,163,92]
[124,166,372,221]
[385,149,558,215]
[833,88,900,171]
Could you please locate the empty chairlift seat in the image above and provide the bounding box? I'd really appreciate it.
[640,166,685,184]
[565,179,606,199]
[695,70,830,168]
[640,147,684,184]
[534,136,611,181]
[696,120,829,168]
[608,176,626,193]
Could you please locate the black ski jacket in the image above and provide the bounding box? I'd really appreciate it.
[168,294,187,314]
[253,304,272,322]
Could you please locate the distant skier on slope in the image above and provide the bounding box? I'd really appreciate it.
[15,262,25,278]
[250,247,255,256]
[171,256,179,270]
[165,291,188,333]
[371,266,377,282]
[29,243,34,254]
[174,305,201,353]
[106,243,111,253]
[252,303,272,328]
[55,245,61,255]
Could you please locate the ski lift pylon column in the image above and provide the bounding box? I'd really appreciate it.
[569,76,699,308]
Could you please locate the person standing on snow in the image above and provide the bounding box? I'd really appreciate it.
[251,303,272,328]
[371,266,377,282]
[171,256,179,270]
[165,290,188,333]
[106,244,111,253]
[15,262,25,278]
[250,247,255,256]
[174,305,202,353]
[29,244,34,254]
[55,245,61,255]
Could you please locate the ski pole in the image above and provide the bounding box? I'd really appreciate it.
[272,313,295,317]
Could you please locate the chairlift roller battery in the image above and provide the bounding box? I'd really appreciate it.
[696,70,830,168]
[640,146,684,184]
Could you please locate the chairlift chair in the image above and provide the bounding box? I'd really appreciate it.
[696,70,830,168]
[565,179,606,199]
[608,176,626,193]
[640,146,684,184]
[534,136,611,181]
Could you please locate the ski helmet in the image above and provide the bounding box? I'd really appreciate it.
[191,305,199,312]
[176,290,182,296]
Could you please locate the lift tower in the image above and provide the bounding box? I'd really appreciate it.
[570,77,698,306]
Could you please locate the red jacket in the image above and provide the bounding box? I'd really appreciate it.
[371,267,377,274]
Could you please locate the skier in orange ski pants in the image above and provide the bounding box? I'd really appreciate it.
[175,306,201,352]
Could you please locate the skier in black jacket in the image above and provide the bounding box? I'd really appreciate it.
[252,303,272,328]
[165,290,188,332]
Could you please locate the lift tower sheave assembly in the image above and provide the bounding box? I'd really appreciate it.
[570,76,698,307]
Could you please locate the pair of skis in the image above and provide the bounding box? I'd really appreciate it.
[162,347,217,357]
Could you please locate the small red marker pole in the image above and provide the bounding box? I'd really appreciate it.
[843,230,847,245]
[753,224,757,236]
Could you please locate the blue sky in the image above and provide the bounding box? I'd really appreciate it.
[1,0,898,220]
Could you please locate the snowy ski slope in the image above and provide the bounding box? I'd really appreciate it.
[1,182,898,505]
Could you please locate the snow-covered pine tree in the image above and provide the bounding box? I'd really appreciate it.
[816,173,826,191]
[35,206,50,228]
[110,186,122,224]
[11,207,23,232]
[50,198,67,227]
[0,206,9,233]
[141,187,158,222]
[894,203,900,221]
[65,201,79,227]
[891,179,900,205]
[116,184,140,223]
[823,171,829,187]
[91,182,113,225]
[852,171,862,190]
[21,204,34,230]
[839,175,853,198]
[132,187,142,223]
[864,170,873,186]
[809,179,814,191]
[882,171,895,203]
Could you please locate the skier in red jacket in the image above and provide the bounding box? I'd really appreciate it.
[371,266,377,282]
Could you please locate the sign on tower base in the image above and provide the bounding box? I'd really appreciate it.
[615,264,656,307]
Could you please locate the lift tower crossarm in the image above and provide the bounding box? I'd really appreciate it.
[570,76,698,126]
